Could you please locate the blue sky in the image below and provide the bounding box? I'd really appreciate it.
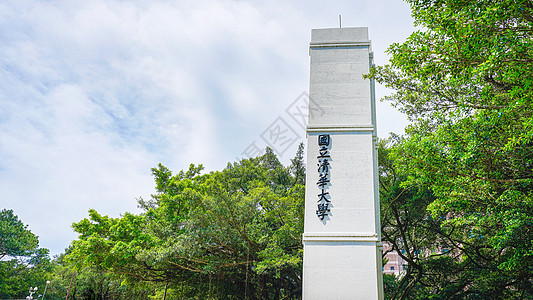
[0,0,414,256]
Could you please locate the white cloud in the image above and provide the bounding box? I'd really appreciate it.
[0,0,414,254]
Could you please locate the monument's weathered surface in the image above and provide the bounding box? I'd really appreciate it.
[302,27,383,299]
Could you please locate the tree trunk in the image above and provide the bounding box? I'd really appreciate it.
[163,281,169,300]
[65,271,76,300]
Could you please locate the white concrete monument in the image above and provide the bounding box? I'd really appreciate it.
[302,27,383,299]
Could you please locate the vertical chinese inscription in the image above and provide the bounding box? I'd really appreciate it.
[316,134,331,220]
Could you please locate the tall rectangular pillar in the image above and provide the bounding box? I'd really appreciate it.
[302,27,383,299]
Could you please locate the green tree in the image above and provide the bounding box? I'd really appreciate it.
[379,138,439,300]
[69,147,305,299]
[0,209,39,259]
[43,251,153,300]
[0,209,51,299]
[369,0,533,298]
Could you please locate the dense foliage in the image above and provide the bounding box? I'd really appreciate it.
[0,209,39,260]
[369,0,533,298]
[68,146,305,299]
[0,209,51,299]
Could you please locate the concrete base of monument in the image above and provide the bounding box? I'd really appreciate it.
[302,233,383,300]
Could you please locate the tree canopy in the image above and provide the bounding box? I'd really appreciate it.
[0,209,39,260]
[0,209,51,299]
[69,145,305,299]
[369,0,533,298]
